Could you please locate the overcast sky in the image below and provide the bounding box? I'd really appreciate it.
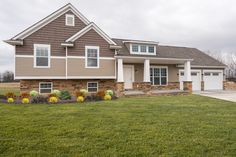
[0,0,236,72]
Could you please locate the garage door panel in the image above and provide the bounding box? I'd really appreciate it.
[179,70,201,91]
[203,71,223,90]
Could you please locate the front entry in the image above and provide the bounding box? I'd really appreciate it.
[123,65,134,89]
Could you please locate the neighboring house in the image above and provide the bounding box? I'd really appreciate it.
[4,3,226,95]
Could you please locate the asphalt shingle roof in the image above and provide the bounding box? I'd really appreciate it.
[112,38,225,67]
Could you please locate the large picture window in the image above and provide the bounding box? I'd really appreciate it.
[34,44,50,68]
[85,46,99,68]
[150,67,167,85]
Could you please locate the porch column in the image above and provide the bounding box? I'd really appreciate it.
[117,58,124,82]
[184,61,191,81]
[143,59,150,82]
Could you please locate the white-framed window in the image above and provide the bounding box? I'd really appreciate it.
[85,46,99,68]
[39,82,53,94]
[34,44,50,68]
[150,66,168,85]
[65,14,75,26]
[87,82,98,93]
[130,44,156,55]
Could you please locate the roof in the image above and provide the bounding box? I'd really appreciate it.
[112,38,226,67]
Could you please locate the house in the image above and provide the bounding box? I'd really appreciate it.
[4,3,226,96]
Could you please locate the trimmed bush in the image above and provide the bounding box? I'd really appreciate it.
[106,90,114,97]
[75,91,84,97]
[48,93,57,98]
[60,90,71,100]
[22,98,30,104]
[5,92,15,98]
[77,96,84,103]
[104,94,112,101]
[52,90,61,97]
[7,98,14,103]
[30,90,39,97]
[31,95,48,104]
[20,92,30,98]
[96,90,106,99]
[80,89,87,95]
[49,97,58,103]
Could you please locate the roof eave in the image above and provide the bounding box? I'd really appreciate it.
[4,40,23,46]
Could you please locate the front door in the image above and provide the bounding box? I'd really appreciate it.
[124,65,134,89]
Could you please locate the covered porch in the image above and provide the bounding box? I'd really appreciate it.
[115,56,193,96]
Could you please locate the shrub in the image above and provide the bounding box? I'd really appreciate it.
[60,90,71,100]
[5,92,15,98]
[22,98,30,104]
[52,90,61,97]
[48,93,57,98]
[80,89,87,95]
[30,90,39,97]
[96,90,105,99]
[106,90,114,97]
[77,96,84,103]
[20,92,30,98]
[104,94,112,101]
[7,98,14,103]
[31,95,48,104]
[74,91,84,97]
[49,97,58,103]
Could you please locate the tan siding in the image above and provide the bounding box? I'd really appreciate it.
[68,29,115,57]
[16,11,87,56]
[67,58,115,76]
[133,64,179,82]
[16,58,66,76]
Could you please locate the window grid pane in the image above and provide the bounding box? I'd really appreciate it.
[87,83,98,92]
[140,45,147,52]
[150,67,167,85]
[132,45,139,52]
[87,48,98,67]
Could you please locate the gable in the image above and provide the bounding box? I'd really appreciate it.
[12,3,89,40]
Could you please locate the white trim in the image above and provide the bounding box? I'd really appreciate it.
[150,66,169,85]
[51,56,66,59]
[15,76,116,80]
[115,55,193,61]
[65,47,68,79]
[117,58,124,82]
[203,69,224,73]
[65,14,75,26]
[123,40,159,45]
[61,43,74,47]
[85,46,100,68]
[15,55,34,58]
[14,46,16,80]
[12,3,90,40]
[143,59,150,82]
[4,40,23,46]
[15,55,114,60]
[87,82,98,93]
[39,82,53,94]
[34,44,51,68]
[66,23,117,45]
[130,44,157,55]
[177,65,226,68]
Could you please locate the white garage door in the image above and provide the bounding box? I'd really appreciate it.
[203,70,223,90]
[179,70,201,91]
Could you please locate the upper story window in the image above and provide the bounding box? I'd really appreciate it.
[65,14,75,26]
[34,44,50,68]
[130,44,156,55]
[85,46,99,68]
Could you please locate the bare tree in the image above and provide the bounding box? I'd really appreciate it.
[2,71,14,82]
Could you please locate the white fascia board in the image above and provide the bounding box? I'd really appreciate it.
[12,3,90,40]
[66,23,117,45]
[177,65,226,68]
[4,40,23,45]
[61,43,74,47]
[114,55,193,61]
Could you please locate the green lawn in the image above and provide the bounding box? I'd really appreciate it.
[0,95,235,157]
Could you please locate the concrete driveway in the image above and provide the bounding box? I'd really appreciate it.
[194,90,236,103]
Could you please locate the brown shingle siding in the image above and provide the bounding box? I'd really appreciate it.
[16,11,87,56]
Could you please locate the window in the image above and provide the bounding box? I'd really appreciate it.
[34,44,50,68]
[148,46,155,53]
[130,44,156,55]
[66,14,75,26]
[39,82,52,94]
[85,46,99,68]
[213,72,219,76]
[140,45,147,52]
[204,72,211,76]
[87,82,98,93]
[191,72,198,76]
[150,67,167,85]
[132,44,139,52]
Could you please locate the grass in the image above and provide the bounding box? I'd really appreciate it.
[0,95,235,157]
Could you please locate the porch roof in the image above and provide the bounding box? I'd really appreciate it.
[114,55,193,64]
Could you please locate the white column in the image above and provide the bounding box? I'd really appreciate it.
[117,58,124,82]
[143,59,150,82]
[184,61,191,81]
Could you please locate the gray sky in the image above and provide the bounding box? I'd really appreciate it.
[0,0,236,72]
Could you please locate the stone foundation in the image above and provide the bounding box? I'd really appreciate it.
[20,79,116,95]
[223,81,236,90]
[115,82,124,97]
[183,81,192,92]
[133,82,179,92]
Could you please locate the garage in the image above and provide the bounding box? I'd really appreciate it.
[203,70,223,90]
[179,70,201,91]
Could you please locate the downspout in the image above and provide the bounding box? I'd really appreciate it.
[66,46,68,79]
